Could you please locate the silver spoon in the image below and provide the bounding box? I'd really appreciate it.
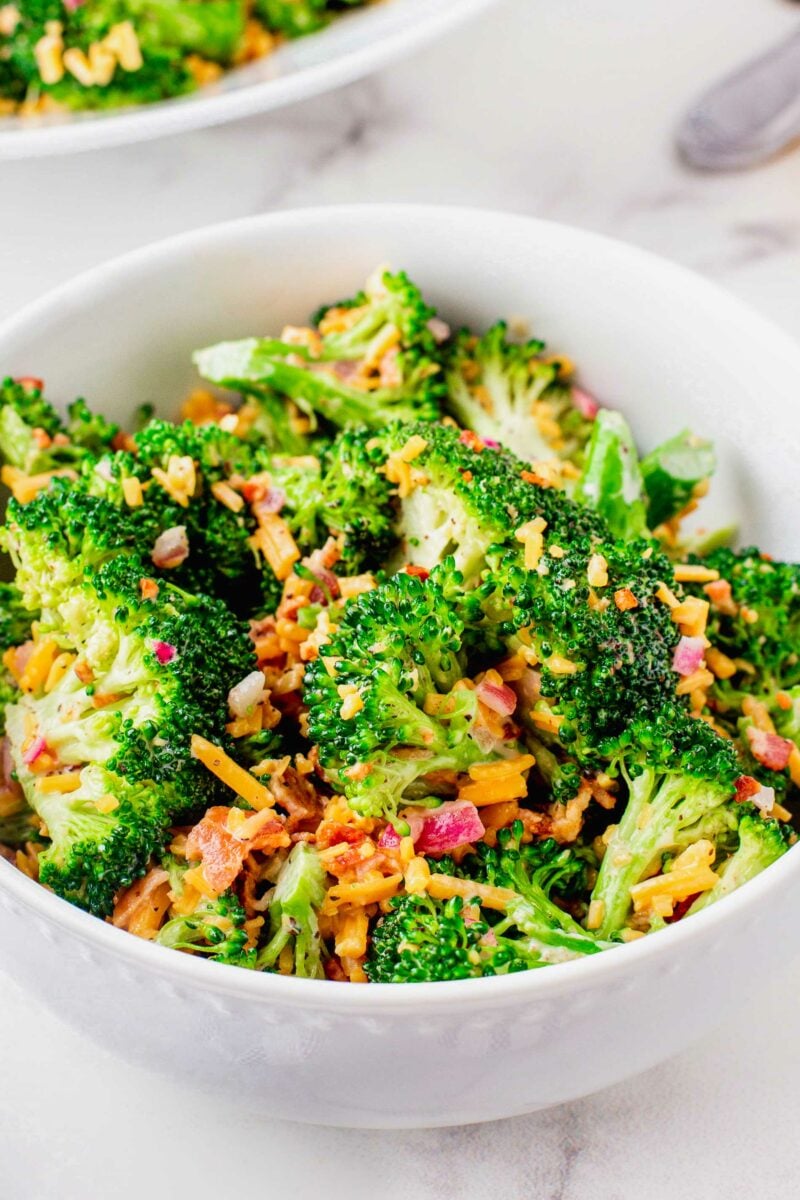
[676,27,800,170]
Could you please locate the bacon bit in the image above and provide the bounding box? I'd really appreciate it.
[186,805,289,895]
[742,696,774,731]
[673,563,720,584]
[521,468,553,490]
[112,868,171,939]
[703,578,737,616]
[151,525,189,570]
[139,577,159,602]
[614,587,638,612]
[211,480,244,513]
[402,564,429,580]
[14,375,44,392]
[746,727,793,772]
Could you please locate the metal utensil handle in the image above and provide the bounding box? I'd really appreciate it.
[677,27,800,170]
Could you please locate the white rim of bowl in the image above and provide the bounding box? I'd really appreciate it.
[1,202,799,1011]
[0,0,496,159]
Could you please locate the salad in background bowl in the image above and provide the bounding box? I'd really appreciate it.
[0,206,798,1128]
[0,0,496,157]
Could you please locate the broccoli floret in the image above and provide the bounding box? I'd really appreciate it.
[444,324,594,466]
[20,762,171,916]
[254,0,329,37]
[640,430,715,529]
[193,269,447,433]
[589,715,742,937]
[270,429,395,572]
[4,555,255,914]
[0,377,116,474]
[3,482,144,613]
[304,565,516,818]
[687,546,800,705]
[573,409,649,541]
[156,854,256,967]
[256,842,326,978]
[367,420,603,584]
[366,825,606,982]
[688,812,790,914]
[365,892,541,982]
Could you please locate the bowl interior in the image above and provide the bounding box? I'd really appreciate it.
[2,205,799,557]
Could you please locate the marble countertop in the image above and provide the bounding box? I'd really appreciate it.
[3,0,800,1193]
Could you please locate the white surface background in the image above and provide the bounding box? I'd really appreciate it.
[3,0,800,1194]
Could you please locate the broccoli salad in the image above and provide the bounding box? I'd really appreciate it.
[0,266,796,983]
[0,0,369,116]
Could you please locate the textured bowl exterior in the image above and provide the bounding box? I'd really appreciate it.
[0,206,799,1127]
[0,0,495,159]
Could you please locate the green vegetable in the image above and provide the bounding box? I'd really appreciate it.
[640,429,715,528]
[257,842,326,977]
[574,409,649,540]
[444,323,593,466]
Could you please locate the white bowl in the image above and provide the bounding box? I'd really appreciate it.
[0,0,494,159]
[1,205,799,1129]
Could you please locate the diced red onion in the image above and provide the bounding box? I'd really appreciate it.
[746,727,793,772]
[227,670,267,718]
[151,525,189,569]
[482,438,501,450]
[572,386,600,419]
[412,800,485,855]
[151,641,176,666]
[750,784,776,818]
[672,636,706,676]
[14,376,43,393]
[734,774,761,803]
[254,488,286,516]
[22,736,47,766]
[476,680,517,717]
[512,667,541,711]
[427,317,451,344]
[378,825,402,849]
